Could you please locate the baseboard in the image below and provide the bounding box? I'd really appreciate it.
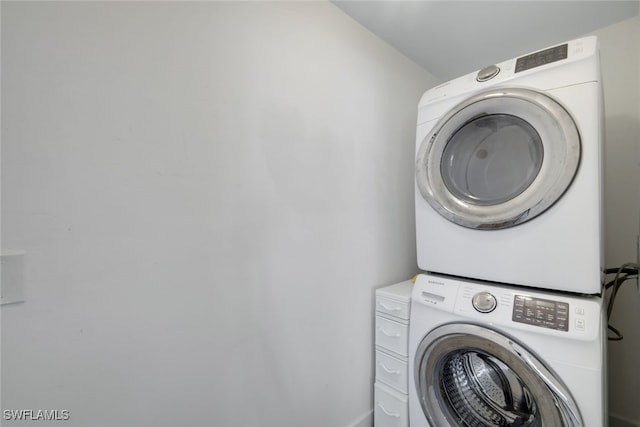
[610,413,639,427]
[345,409,373,427]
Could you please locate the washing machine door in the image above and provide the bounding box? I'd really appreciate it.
[414,323,582,426]
[415,88,580,229]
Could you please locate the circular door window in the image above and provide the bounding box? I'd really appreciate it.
[415,88,580,229]
[414,324,582,427]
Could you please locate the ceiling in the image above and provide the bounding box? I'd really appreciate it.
[332,1,639,81]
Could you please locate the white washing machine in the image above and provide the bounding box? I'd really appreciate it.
[415,36,603,294]
[408,273,606,427]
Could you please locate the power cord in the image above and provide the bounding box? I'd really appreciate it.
[604,263,639,341]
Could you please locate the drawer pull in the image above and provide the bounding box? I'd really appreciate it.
[377,327,401,338]
[376,403,400,418]
[379,302,402,312]
[378,362,401,375]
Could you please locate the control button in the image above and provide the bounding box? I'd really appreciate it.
[472,292,497,313]
[575,307,585,315]
[575,318,586,331]
[476,65,500,82]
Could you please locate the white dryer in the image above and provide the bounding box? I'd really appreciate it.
[415,37,603,294]
[408,273,606,427]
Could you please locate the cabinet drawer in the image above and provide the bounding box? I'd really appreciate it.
[376,295,410,320]
[375,316,409,357]
[374,382,408,427]
[375,350,408,393]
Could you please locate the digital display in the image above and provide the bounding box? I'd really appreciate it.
[512,295,569,331]
[515,44,568,73]
[524,298,554,309]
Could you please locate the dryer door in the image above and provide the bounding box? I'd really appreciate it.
[414,323,582,426]
[415,88,580,229]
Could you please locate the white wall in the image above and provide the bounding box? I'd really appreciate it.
[0,2,439,426]
[589,16,640,426]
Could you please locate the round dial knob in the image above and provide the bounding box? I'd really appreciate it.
[476,65,500,82]
[472,292,497,313]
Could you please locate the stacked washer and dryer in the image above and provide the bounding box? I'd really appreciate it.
[409,37,607,427]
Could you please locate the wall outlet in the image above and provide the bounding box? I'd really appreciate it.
[1,251,26,305]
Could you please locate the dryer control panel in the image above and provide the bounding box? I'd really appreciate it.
[515,43,568,73]
[512,295,569,331]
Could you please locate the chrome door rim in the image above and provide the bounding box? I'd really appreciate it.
[415,88,581,229]
[414,323,582,427]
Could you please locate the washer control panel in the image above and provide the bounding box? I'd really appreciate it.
[512,295,569,331]
[414,273,601,340]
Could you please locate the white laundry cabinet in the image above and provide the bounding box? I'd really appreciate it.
[373,280,413,427]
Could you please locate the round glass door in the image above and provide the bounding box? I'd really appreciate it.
[441,114,544,206]
[414,324,582,427]
[416,88,580,229]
